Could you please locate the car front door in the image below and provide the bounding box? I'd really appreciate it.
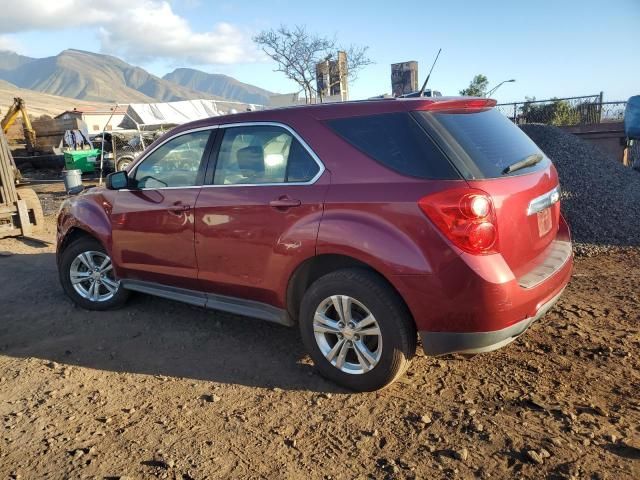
[111,128,216,289]
[194,123,328,308]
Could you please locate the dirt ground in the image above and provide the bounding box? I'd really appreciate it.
[0,180,638,480]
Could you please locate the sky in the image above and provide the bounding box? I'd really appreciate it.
[0,0,638,104]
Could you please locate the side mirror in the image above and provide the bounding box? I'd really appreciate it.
[106,171,129,190]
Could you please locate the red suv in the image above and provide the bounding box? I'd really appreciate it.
[57,97,572,391]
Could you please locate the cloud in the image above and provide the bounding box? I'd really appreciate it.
[0,35,23,53]
[0,0,259,65]
[98,3,260,64]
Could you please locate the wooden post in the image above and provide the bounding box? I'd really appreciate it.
[16,198,32,236]
[0,130,18,205]
[598,91,604,123]
[0,129,23,237]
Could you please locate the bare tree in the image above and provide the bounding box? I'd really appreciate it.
[254,25,372,104]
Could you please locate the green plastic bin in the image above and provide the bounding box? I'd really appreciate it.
[63,149,100,173]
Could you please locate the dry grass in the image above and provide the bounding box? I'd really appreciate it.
[0,79,110,118]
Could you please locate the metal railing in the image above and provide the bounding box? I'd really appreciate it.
[496,93,629,126]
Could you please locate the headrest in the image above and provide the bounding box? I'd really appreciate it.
[237,146,264,174]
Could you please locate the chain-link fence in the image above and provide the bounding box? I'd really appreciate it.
[496,94,611,126]
[599,101,628,123]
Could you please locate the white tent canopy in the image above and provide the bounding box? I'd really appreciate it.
[118,99,263,129]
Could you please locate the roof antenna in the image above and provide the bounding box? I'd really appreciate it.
[417,48,442,97]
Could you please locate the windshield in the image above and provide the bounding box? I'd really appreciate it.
[413,108,549,179]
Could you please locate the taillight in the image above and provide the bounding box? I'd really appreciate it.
[418,188,499,255]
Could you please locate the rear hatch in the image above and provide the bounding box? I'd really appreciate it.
[413,107,561,274]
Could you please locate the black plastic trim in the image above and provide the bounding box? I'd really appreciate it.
[121,279,293,326]
[420,288,565,356]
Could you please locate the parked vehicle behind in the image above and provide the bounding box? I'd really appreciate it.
[94,130,163,172]
[56,97,572,391]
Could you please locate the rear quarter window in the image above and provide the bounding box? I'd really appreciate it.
[327,112,460,180]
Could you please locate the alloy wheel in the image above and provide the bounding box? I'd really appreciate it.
[313,295,383,374]
[69,251,119,302]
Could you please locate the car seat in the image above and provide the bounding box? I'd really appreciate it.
[237,146,265,182]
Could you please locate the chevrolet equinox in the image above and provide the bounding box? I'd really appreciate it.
[57,97,573,391]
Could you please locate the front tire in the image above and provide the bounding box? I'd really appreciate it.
[59,237,129,311]
[299,268,416,391]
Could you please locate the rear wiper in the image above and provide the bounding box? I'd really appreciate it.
[502,153,543,175]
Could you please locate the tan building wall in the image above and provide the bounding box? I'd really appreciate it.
[57,112,125,133]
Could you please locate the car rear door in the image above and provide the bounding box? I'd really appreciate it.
[194,123,328,307]
[110,128,216,289]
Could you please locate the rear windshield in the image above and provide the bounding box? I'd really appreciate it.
[413,108,549,179]
[327,113,460,180]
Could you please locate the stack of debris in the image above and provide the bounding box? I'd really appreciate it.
[34,117,85,153]
[6,116,84,154]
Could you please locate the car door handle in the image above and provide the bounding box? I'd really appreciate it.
[269,197,301,209]
[168,204,191,214]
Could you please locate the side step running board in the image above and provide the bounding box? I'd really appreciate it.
[121,279,293,327]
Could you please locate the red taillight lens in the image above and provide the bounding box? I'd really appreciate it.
[418,188,499,254]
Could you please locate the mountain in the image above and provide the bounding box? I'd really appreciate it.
[0,49,224,104]
[164,68,273,105]
[0,51,36,72]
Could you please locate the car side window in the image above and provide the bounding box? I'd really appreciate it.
[213,126,320,185]
[132,130,211,189]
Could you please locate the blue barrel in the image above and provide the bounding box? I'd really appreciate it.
[624,95,640,139]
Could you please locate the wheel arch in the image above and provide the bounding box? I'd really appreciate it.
[57,227,107,267]
[59,227,98,252]
[285,253,415,327]
[57,191,115,257]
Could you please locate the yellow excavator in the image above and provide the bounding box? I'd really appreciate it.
[0,97,37,181]
[1,97,37,153]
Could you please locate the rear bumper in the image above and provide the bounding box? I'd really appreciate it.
[420,287,564,356]
[390,214,572,353]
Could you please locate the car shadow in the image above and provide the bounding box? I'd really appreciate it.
[16,236,52,248]
[604,442,640,461]
[0,251,345,393]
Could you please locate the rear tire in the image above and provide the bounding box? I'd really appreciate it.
[16,187,44,234]
[299,268,416,391]
[59,237,129,311]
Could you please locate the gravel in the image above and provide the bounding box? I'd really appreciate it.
[521,124,640,256]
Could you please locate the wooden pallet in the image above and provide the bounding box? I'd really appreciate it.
[0,130,32,236]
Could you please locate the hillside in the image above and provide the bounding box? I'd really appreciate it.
[0,79,109,118]
[164,68,273,105]
[0,50,223,104]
